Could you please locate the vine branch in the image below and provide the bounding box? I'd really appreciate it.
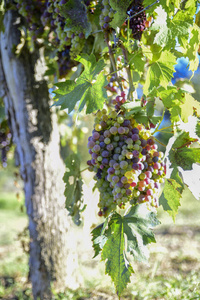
[119,43,135,101]
[105,31,123,91]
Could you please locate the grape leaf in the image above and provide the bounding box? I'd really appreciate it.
[123,204,160,263]
[100,205,159,295]
[91,223,105,258]
[185,24,200,72]
[101,213,134,297]
[151,6,190,49]
[180,93,200,122]
[196,121,200,138]
[172,148,200,170]
[143,51,176,95]
[63,153,84,225]
[60,0,91,37]
[169,132,200,170]
[53,54,108,113]
[128,50,146,73]
[109,0,132,29]
[159,178,182,221]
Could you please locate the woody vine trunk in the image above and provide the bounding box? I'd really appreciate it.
[0,8,81,300]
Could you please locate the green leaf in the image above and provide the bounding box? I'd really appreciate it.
[196,121,200,138]
[60,0,91,37]
[79,72,108,114]
[100,205,159,295]
[101,213,134,297]
[180,94,200,122]
[123,204,160,263]
[63,153,84,225]
[151,6,190,49]
[53,54,108,113]
[159,178,182,221]
[91,223,105,258]
[143,51,176,95]
[109,0,132,29]
[128,50,146,73]
[172,148,200,170]
[185,24,200,72]
[169,132,200,170]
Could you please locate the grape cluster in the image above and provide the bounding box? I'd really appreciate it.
[15,0,85,76]
[99,0,115,31]
[87,106,165,217]
[126,0,147,40]
[16,0,46,40]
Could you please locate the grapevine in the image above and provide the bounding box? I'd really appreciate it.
[2,0,200,298]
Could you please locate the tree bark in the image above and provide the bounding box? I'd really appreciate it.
[0,9,82,300]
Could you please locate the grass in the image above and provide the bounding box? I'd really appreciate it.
[0,175,200,299]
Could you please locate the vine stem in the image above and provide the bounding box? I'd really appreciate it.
[125,0,160,22]
[80,167,88,173]
[119,43,135,101]
[153,125,173,135]
[154,137,167,147]
[104,31,123,92]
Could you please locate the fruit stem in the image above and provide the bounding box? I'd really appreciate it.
[154,137,167,147]
[80,167,88,173]
[153,125,173,135]
[105,31,123,91]
[119,43,135,100]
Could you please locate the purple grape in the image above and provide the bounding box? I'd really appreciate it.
[117,181,124,188]
[140,139,147,147]
[99,135,104,142]
[87,160,92,166]
[107,144,114,151]
[132,157,139,163]
[141,148,148,155]
[93,132,100,140]
[132,163,139,170]
[100,142,105,148]
[102,150,109,157]
[102,158,109,165]
[123,120,131,126]
[91,159,97,165]
[93,144,100,152]
[104,16,110,23]
[132,134,139,141]
[92,153,98,159]
[132,128,139,134]
[87,140,95,149]
[133,150,139,157]
[126,189,132,196]
[147,138,154,145]
[112,176,119,183]
[108,167,115,174]
[152,156,159,163]
[118,127,126,134]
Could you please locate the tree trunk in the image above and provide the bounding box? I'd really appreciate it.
[0,9,82,300]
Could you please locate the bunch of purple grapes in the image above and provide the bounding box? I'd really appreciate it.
[87,107,166,217]
[15,0,84,77]
[99,0,115,31]
[126,0,147,40]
